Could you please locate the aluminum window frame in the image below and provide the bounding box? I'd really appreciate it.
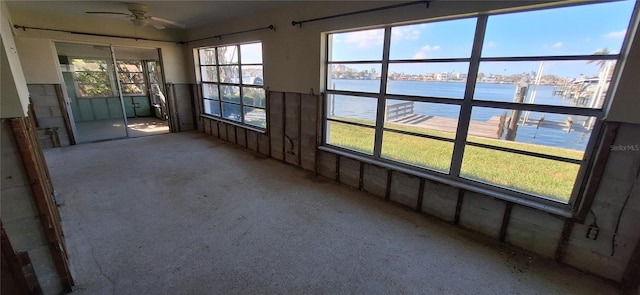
[322,2,636,212]
[197,41,267,130]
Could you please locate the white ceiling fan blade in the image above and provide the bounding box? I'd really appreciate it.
[152,23,166,30]
[86,11,131,17]
[149,16,186,28]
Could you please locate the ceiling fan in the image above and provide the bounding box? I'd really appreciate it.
[86,3,186,30]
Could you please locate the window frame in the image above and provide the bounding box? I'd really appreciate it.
[321,2,636,214]
[70,57,117,98]
[116,60,147,96]
[196,41,267,131]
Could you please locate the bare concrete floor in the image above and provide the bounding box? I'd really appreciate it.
[75,117,169,143]
[45,132,622,294]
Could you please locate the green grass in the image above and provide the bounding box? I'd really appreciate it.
[327,118,584,202]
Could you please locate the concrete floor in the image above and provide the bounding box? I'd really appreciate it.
[45,132,622,294]
[75,117,169,143]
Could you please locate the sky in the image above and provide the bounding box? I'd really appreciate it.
[329,0,636,78]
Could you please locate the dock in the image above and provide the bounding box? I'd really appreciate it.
[389,114,504,139]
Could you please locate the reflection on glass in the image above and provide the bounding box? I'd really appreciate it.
[202,84,219,100]
[220,85,240,103]
[328,63,381,93]
[217,45,238,64]
[384,100,459,139]
[482,1,634,57]
[387,63,469,98]
[326,121,375,154]
[199,48,217,65]
[204,99,220,116]
[240,43,263,64]
[460,146,580,203]
[242,87,266,107]
[219,66,239,83]
[244,107,266,128]
[121,83,145,94]
[201,66,218,82]
[327,95,377,126]
[329,28,384,61]
[381,132,453,173]
[241,65,263,85]
[475,60,614,109]
[389,18,476,59]
[468,107,590,159]
[222,102,241,121]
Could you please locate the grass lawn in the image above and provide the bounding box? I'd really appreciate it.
[326,118,584,202]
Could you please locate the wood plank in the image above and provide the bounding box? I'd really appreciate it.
[10,116,74,291]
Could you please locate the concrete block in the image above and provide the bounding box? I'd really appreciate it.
[42,84,58,96]
[34,106,52,118]
[246,131,258,152]
[28,245,63,295]
[421,179,458,223]
[563,244,627,281]
[49,106,62,117]
[219,122,228,141]
[236,128,247,148]
[258,134,270,156]
[3,217,48,252]
[299,94,318,172]
[227,125,236,144]
[284,93,301,166]
[36,117,65,128]
[389,172,420,208]
[269,92,284,161]
[362,163,387,198]
[1,186,39,222]
[318,151,336,180]
[203,118,211,135]
[459,192,505,238]
[210,120,219,138]
[339,157,360,189]
[505,206,564,258]
[27,84,47,97]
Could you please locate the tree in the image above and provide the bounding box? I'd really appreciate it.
[587,48,610,71]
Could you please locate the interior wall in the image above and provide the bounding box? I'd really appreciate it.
[1,1,30,118]
[187,0,640,284]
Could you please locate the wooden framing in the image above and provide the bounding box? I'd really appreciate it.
[10,116,74,292]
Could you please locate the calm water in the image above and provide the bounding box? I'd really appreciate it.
[329,79,593,151]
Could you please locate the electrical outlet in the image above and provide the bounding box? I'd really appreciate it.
[586,225,599,240]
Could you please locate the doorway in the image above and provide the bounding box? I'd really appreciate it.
[54,42,169,143]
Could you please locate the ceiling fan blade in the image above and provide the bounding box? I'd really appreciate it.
[149,16,186,28]
[86,11,131,16]
[152,23,166,30]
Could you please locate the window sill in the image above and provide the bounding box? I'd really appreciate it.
[200,114,267,134]
[318,145,575,218]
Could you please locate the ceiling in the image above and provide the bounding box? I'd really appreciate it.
[6,1,290,30]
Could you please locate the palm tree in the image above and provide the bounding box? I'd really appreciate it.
[587,48,610,71]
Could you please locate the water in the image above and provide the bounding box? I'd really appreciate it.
[329,79,592,151]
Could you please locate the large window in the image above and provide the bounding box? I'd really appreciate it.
[198,42,266,129]
[324,1,635,206]
[117,60,146,95]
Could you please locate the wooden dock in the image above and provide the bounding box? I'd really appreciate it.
[389,114,504,139]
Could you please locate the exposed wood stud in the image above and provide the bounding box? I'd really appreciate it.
[335,154,341,182]
[454,188,465,225]
[385,169,392,200]
[234,126,238,144]
[555,218,575,262]
[416,178,425,211]
[358,162,365,191]
[499,202,514,242]
[1,223,38,294]
[10,117,74,291]
[54,84,76,145]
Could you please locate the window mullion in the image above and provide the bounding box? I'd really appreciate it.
[373,26,392,158]
[238,45,245,124]
[215,47,222,117]
[449,15,487,177]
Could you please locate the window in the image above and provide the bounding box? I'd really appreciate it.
[324,1,635,207]
[71,58,115,97]
[197,42,266,129]
[117,60,146,95]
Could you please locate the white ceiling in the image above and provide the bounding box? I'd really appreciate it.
[6,1,290,30]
